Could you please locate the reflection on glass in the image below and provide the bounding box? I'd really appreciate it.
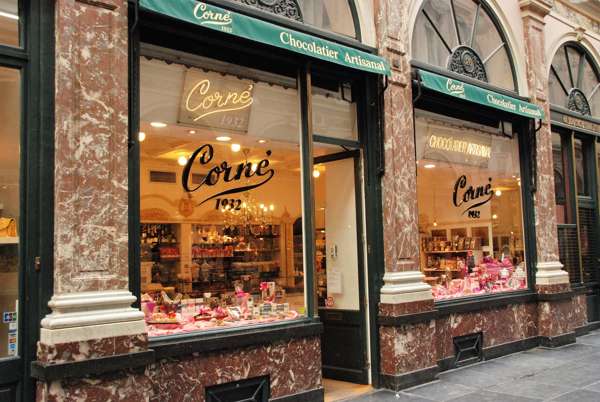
[416,110,527,300]
[139,50,305,337]
[0,67,20,358]
[312,80,357,141]
[0,0,19,47]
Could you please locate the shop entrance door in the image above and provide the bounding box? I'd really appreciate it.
[313,150,369,384]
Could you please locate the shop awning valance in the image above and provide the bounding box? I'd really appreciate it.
[419,70,545,120]
[139,0,391,76]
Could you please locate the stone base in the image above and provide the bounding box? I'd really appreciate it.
[380,366,439,391]
[536,261,569,286]
[539,332,576,348]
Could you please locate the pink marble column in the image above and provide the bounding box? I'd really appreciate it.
[374,0,437,388]
[38,0,145,361]
[520,0,570,291]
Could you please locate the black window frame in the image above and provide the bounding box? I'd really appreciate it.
[0,1,55,401]
[411,76,538,308]
[128,5,384,381]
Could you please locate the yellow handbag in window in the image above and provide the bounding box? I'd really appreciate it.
[0,218,17,237]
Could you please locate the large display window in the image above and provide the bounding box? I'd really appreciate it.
[138,48,307,336]
[416,110,528,300]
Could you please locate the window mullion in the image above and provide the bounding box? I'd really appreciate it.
[298,63,317,318]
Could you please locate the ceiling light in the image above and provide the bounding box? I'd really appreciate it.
[269,204,275,211]
[313,169,321,178]
[188,130,196,134]
[150,121,167,128]
[495,190,502,197]
[433,221,438,227]
[138,132,146,142]
[492,214,498,220]
[231,143,241,152]
[177,155,188,166]
[216,136,231,142]
[258,139,267,144]
[0,11,18,20]
[424,163,436,169]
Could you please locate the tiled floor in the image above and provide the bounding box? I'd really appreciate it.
[343,329,600,402]
[324,379,372,402]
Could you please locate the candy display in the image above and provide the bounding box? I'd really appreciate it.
[142,281,300,336]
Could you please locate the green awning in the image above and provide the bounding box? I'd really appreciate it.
[419,70,544,119]
[140,0,391,76]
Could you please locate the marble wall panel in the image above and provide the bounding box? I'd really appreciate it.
[54,0,130,293]
[37,334,147,364]
[379,321,437,375]
[36,336,321,402]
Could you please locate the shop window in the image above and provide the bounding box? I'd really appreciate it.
[139,50,306,336]
[416,110,527,300]
[312,81,357,141]
[411,0,517,91]
[548,43,600,117]
[0,0,19,47]
[552,132,572,224]
[0,67,20,357]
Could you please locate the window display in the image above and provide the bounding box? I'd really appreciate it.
[139,48,305,336]
[416,110,527,300]
[0,67,20,357]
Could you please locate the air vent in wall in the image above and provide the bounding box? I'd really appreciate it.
[149,171,176,183]
[453,332,483,367]
[206,376,270,402]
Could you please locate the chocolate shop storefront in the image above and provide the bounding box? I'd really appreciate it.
[0,0,597,401]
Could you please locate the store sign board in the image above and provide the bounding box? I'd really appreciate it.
[179,69,254,132]
[561,114,600,134]
[139,0,391,76]
[182,144,275,206]
[422,132,492,168]
[419,70,544,119]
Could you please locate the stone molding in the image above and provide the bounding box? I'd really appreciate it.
[40,290,145,344]
[519,0,553,20]
[536,261,570,285]
[380,271,433,304]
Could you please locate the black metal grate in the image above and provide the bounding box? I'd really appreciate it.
[206,376,270,402]
[558,224,582,284]
[579,206,599,284]
[453,332,483,367]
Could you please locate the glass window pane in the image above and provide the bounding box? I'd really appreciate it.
[484,47,515,91]
[552,49,572,96]
[574,138,589,196]
[566,46,581,88]
[0,0,19,47]
[580,58,598,98]
[591,87,600,117]
[412,11,451,68]
[0,67,20,358]
[313,144,360,310]
[139,50,305,337]
[312,79,357,141]
[416,110,527,300]
[549,68,568,108]
[453,0,477,48]
[299,0,356,38]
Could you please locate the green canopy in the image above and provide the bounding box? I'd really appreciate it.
[419,70,544,119]
[140,0,391,76]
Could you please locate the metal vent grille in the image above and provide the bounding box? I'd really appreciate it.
[558,224,582,284]
[149,171,176,183]
[579,206,598,284]
[453,333,483,367]
[206,376,269,402]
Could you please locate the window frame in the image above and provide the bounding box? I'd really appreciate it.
[412,84,538,306]
[411,0,519,94]
[128,6,380,344]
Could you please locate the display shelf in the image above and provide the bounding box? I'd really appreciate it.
[0,237,18,245]
[424,250,479,254]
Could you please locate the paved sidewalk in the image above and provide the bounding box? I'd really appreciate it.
[347,330,600,402]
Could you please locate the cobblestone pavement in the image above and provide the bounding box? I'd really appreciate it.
[346,330,600,402]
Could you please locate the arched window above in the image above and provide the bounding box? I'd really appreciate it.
[411,0,517,91]
[548,43,600,117]
[234,0,359,39]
